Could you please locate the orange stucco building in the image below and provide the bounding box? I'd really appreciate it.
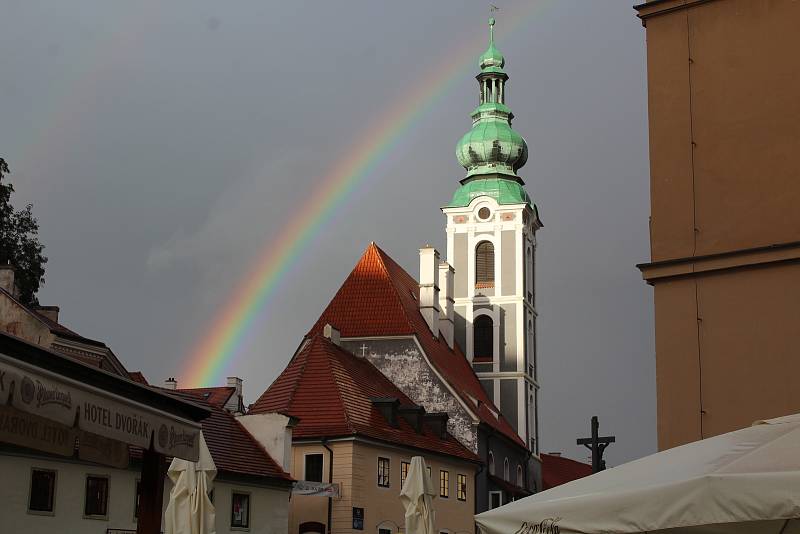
[635,0,800,450]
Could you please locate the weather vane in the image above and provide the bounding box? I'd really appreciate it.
[490,4,500,13]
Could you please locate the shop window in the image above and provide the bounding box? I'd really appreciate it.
[231,492,250,529]
[457,473,467,501]
[84,475,109,518]
[473,315,493,360]
[475,241,495,287]
[439,470,449,498]
[29,469,56,514]
[377,457,390,487]
[305,453,324,482]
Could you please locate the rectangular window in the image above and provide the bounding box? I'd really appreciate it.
[379,529,392,534]
[489,491,502,510]
[134,480,141,519]
[29,469,56,513]
[439,470,449,498]
[305,453,324,482]
[231,492,250,528]
[84,476,109,518]
[377,457,390,487]
[400,461,410,488]
[457,474,467,501]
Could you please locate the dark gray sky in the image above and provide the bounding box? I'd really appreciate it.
[0,1,654,466]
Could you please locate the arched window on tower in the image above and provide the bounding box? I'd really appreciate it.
[475,241,495,288]
[488,451,495,475]
[473,315,494,361]
[503,458,510,481]
[516,465,524,487]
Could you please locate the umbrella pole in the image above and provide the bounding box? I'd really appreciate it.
[137,446,167,534]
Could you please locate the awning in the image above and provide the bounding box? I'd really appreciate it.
[0,333,209,463]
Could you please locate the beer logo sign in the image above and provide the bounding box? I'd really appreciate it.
[20,376,35,405]
[158,424,169,449]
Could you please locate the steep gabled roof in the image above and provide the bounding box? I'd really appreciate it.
[167,389,292,482]
[309,243,525,449]
[250,335,479,463]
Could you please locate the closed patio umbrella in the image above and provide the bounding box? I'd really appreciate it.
[165,433,216,534]
[477,413,800,534]
[400,456,436,534]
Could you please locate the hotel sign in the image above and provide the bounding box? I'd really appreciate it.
[0,358,201,462]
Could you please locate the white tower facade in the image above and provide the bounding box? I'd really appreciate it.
[442,17,542,451]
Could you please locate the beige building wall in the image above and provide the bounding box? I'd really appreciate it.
[290,440,477,534]
[0,450,289,534]
[636,0,800,450]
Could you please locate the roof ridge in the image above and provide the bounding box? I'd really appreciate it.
[368,243,417,334]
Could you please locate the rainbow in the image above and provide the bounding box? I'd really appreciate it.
[182,4,550,387]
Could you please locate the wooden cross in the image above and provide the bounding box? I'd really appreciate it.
[576,416,615,473]
[360,344,368,357]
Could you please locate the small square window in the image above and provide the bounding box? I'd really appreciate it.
[29,469,56,514]
[84,476,109,518]
[489,491,502,510]
[231,492,250,528]
[377,457,390,488]
[439,470,449,498]
[305,453,324,483]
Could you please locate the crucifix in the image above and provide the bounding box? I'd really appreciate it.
[360,343,369,357]
[576,416,615,473]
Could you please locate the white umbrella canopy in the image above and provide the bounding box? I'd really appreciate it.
[476,414,800,534]
[401,456,437,534]
[165,433,217,534]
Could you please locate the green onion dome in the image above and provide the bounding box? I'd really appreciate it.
[456,102,528,178]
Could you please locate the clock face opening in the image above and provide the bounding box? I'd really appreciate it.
[478,207,491,220]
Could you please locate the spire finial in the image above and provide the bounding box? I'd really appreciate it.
[489,16,495,44]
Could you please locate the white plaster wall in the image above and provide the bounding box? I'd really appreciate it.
[237,412,292,472]
[0,452,289,534]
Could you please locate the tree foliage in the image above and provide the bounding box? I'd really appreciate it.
[0,158,47,305]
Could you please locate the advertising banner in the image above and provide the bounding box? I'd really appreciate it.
[292,480,341,498]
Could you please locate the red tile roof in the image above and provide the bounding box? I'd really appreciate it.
[128,371,149,385]
[167,389,292,481]
[541,453,592,490]
[179,386,236,409]
[250,335,480,463]
[309,243,525,449]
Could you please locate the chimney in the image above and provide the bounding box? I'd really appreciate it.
[164,377,177,390]
[34,305,60,323]
[371,397,400,427]
[418,246,440,338]
[438,261,455,349]
[322,323,341,346]
[0,264,19,298]
[226,376,244,414]
[424,412,450,439]
[398,405,426,434]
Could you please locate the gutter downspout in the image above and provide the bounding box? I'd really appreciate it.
[323,439,334,534]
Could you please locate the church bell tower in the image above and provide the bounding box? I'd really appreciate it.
[442,18,542,452]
